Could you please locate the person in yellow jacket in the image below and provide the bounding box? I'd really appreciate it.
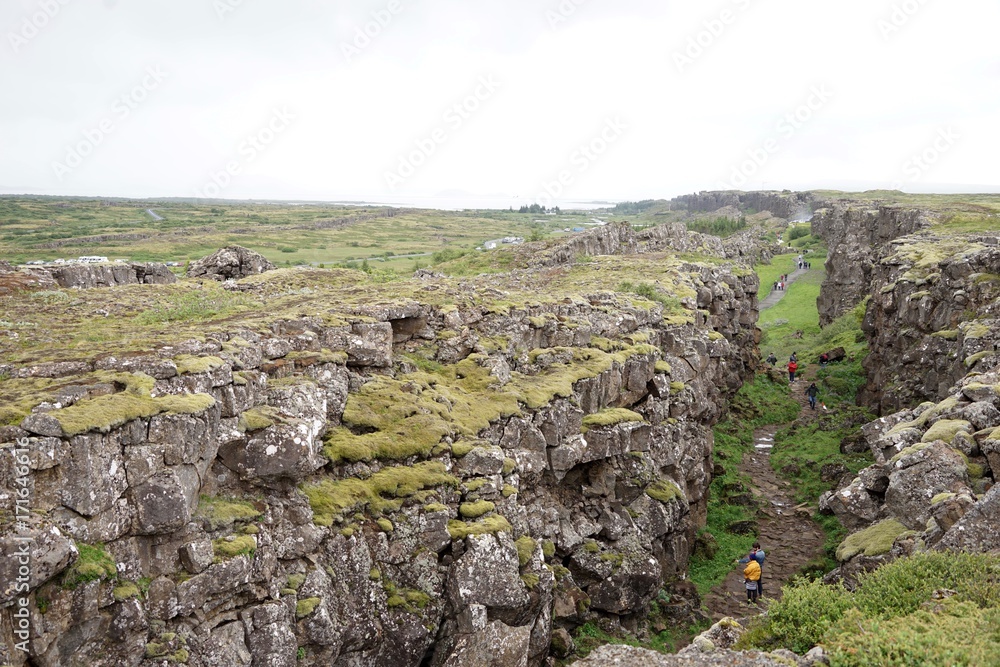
[743,556,761,604]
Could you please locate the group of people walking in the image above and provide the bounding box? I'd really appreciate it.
[765,352,821,407]
[738,542,766,604]
[796,254,811,270]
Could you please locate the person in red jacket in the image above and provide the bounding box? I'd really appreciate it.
[787,359,798,383]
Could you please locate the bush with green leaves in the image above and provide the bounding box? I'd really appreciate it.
[738,551,1000,663]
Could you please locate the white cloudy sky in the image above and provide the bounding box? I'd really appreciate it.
[1,0,998,205]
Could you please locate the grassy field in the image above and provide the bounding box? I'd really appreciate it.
[0,197,605,267]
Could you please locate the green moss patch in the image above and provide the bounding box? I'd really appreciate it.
[459,500,495,519]
[195,496,262,530]
[581,408,645,433]
[48,372,215,436]
[303,461,458,526]
[515,535,537,567]
[173,355,225,375]
[324,347,656,463]
[296,597,322,618]
[113,582,141,601]
[965,351,995,368]
[921,419,972,444]
[836,519,909,562]
[212,535,257,562]
[237,406,280,433]
[63,543,117,589]
[447,515,512,540]
[646,479,685,504]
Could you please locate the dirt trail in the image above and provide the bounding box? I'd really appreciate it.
[702,269,827,620]
[701,416,826,620]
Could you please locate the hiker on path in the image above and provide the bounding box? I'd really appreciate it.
[742,553,761,604]
[787,359,798,383]
[819,353,829,367]
[766,353,777,367]
[738,543,767,598]
[806,382,819,410]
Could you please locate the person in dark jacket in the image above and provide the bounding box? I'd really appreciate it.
[807,382,819,409]
[766,353,777,367]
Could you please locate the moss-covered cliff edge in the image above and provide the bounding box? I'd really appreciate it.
[0,222,761,666]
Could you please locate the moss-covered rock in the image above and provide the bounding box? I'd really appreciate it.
[296,597,321,618]
[581,408,644,433]
[836,519,910,562]
[447,515,512,540]
[921,420,972,444]
[303,461,458,526]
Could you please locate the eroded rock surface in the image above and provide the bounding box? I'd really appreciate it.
[0,224,762,666]
[187,245,276,281]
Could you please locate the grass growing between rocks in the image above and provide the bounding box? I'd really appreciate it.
[62,542,118,589]
[303,461,459,526]
[568,612,712,664]
[737,551,1000,665]
[689,375,800,596]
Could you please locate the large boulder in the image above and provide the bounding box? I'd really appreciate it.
[935,484,1000,552]
[187,246,275,281]
[884,441,970,530]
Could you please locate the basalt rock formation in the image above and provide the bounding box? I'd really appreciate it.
[810,201,931,327]
[187,246,276,282]
[0,223,762,666]
[670,191,815,221]
[0,262,175,294]
[49,263,177,289]
[815,215,1000,581]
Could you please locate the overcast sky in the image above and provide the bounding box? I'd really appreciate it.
[1,0,998,205]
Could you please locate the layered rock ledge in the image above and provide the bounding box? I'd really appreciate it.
[0,223,761,666]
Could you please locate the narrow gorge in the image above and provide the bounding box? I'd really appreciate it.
[2,192,998,666]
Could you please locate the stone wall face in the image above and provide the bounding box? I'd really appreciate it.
[813,209,1000,579]
[859,234,1000,414]
[810,203,930,327]
[0,232,761,666]
[670,191,814,220]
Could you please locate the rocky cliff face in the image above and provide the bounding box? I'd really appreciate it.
[859,232,1000,414]
[816,224,1000,580]
[670,192,814,220]
[810,202,931,326]
[0,262,175,293]
[0,225,761,666]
